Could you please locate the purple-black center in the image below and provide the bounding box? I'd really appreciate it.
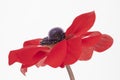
[40,27,65,45]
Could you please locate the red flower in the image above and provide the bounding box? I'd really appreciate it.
[8,11,113,75]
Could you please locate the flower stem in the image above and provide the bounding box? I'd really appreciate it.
[66,65,75,80]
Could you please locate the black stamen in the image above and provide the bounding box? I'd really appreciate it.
[40,27,65,45]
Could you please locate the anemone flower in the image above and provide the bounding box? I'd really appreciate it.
[8,11,113,80]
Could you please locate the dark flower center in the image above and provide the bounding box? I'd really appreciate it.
[40,27,65,45]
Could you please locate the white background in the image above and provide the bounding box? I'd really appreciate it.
[0,0,120,80]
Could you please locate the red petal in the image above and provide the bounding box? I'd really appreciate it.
[9,46,50,67]
[36,57,47,67]
[94,34,113,52]
[79,31,101,60]
[82,31,102,47]
[20,65,28,76]
[9,51,18,65]
[63,37,81,65]
[79,46,94,60]
[66,11,95,37]
[45,40,67,68]
[23,38,42,47]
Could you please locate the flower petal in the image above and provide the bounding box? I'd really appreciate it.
[20,64,28,76]
[82,31,102,47]
[79,46,94,60]
[9,46,50,67]
[9,51,18,65]
[66,11,95,37]
[36,57,47,67]
[44,40,67,68]
[63,37,81,65]
[23,38,42,47]
[94,34,113,52]
[79,31,101,60]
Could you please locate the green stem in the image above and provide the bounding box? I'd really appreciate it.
[66,65,75,80]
